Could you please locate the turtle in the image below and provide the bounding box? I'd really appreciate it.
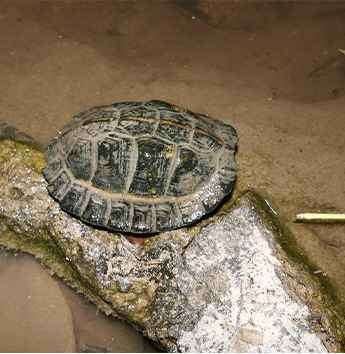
[42,100,238,234]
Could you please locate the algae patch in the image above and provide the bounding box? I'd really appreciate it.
[0,138,46,174]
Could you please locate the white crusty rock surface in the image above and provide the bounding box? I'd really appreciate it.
[0,135,338,352]
[176,206,327,352]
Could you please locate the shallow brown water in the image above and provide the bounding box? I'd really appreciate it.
[0,248,161,352]
[0,1,344,351]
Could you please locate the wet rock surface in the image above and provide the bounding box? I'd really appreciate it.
[0,137,340,352]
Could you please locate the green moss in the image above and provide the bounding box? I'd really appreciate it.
[143,236,156,248]
[237,147,273,168]
[102,284,154,328]
[0,138,46,173]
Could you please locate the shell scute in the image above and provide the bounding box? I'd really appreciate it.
[145,100,177,111]
[115,116,157,136]
[199,183,224,213]
[155,201,181,231]
[160,112,192,127]
[91,137,132,193]
[167,148,215,198]
[46,170,71,200]
[45,139,60,161]
[156,119,192,144]
[216,123,238,149]
[178,198,204,225]
[218,146,238,179]
[81,193,109,227]
[110,102,142,110]
[59,183,89,217]
[60,129,80,156]
[132,203,154,233]
[192,130,223,151]
[129,138,174,198]
[121,106,158,119]
[66,137,93,181]
[42,159,63,182]
[107,199,132,231]
[83,119,115,137]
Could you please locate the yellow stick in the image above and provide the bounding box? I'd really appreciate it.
[296,213,345,221]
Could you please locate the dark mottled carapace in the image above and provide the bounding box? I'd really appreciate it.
[42,100,238,233]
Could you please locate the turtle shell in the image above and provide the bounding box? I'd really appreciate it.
[42,100,238,234]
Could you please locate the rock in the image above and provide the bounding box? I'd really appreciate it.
[0,137,341,352]
[176,205,328,352]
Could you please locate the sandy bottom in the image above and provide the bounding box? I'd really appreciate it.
[0,1,344,351]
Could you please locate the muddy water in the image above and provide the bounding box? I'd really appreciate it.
[0,1,345,352]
